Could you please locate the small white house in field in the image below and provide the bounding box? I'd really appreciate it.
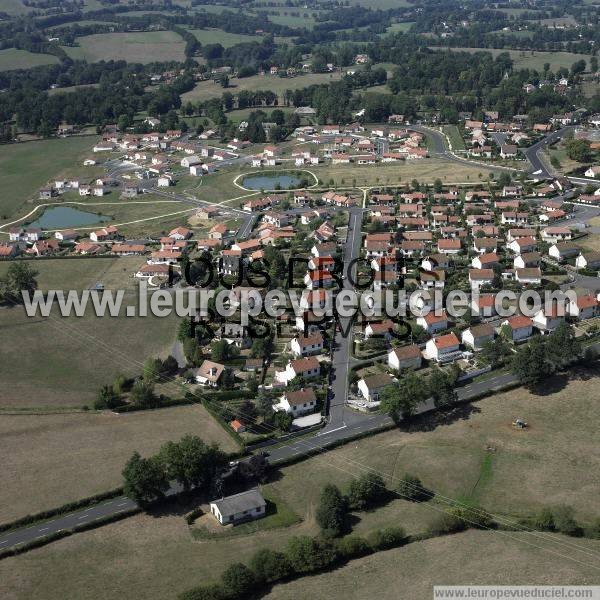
[461,324,495,351]
[273,388,318,417]
[157,175,173,187]
[209,489,266,525]
[388,344,422,371]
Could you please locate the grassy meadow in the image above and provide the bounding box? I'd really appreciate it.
[0,373,598,598]
[62,31,186,63]
[0,48,59,72]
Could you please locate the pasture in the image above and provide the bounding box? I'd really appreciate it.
[430,46,593,72]
[0,137,96,221]
[0,373,598,599]
[61,31,186,63]
[264,531,600,599]
[181,71,344,103]
[0,48,59,72]
[187,28,261,47]
[0,404,238,522]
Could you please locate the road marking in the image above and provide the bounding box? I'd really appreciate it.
[39,527,49,532]
[116,502,129,507]
[77,515,90,520]
[317,425,347,435]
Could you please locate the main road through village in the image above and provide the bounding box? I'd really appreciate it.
[2,128,600,552]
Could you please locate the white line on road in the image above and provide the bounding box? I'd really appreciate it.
[77,515,90,520]
[116,502,129,507]
[317,425,347,436]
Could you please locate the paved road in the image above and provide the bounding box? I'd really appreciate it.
[324,207,364,432]
[521,126,572,178]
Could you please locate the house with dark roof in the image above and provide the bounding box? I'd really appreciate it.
[209,489,266,525]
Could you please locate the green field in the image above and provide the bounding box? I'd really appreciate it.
[1,373,599,599]
[0,137,97,221]
[0,48,59,72]
[430,46,593,72]
[0,404,238,522]
[187,28,262,47]
[62,31,186,63]
[443,124,466,151]
[265,531,600,600]
[0,0,29,15]
[385,21,414,33]
[181,70,344,103]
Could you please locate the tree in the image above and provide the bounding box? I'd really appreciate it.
[565,138,592,163]
[158,436,226,492]
[162,355,179,375]
[130,380,159,408]
[122,451,169,505]
[347,472,387,510]
[380,371,427,421]
[315,484,347,537]
[428,368,458,407]
[143,357,163,383]
[545,322,581,370]
[239,454,269,483]
[397,473,433,502]
[211,340,230,362]
[0,262,38,303]
[249,548,293,584]
[511,336,553,389]
[177,317,194,341]
[94,385,121,410]
[250,337,273,359]
[433,178,443,193]
[273,410,293,432]
[236,400,258,425]
[285,536,337,573]
[497,171,512,188]
[479,337,510,368]
[220,563,256,598]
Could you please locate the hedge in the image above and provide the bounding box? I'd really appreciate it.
[0,487,125,534]
[201,399,244,448]
[113,396,196,413]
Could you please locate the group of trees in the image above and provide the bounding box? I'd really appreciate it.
[380,369,458,422]
[510,322,583,389]
[0,262,38,305]
[122,435,227,505]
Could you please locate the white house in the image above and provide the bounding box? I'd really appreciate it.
[193,360,225,387]
[416,311,448,334]
[290,332,324,357]
[273,388,318,416]
[157,175,173,187]
[209,489,266,525]
[462,324,495,351]
[388,344,422,371]
[275,357,320,385]
[568,295,599,320]
[501,315,533,341]
[532,306,565,332]
[515,267,542,285]
[357,373,394,403]
[425,333,461,363]
[576,252,600,270]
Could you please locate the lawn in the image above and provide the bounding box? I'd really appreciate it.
[187,28,261,47]
[0,372,598,598]
[264,530,600,600]
[0,137,96,221]
[443,124,466,151]
[0,404,238,523]
[430,46,592,72]
[62,31,186,63]
[0,48,59,72]
[0,0,30,15]
[308,158,503,187]
[181,71,344,103]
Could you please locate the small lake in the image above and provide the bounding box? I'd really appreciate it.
[28,206,110,230]
[241,173,302,190]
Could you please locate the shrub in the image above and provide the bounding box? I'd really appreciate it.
[315,484,348,538]
[585,518,600,540]
[532,507,555,531]
[221,563,256,598]
[178,584,229,600]
[249,548,293,584]
[396,474,433,502]
[552,505,582,537]
[367,526,407,551]
[286,536,338,574]
[427,512,466,536]
[335,535,372,559]
[346,473,387,510]
[451,505,494,530]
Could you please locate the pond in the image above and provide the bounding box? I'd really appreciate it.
[241,173,303,190]
[28,206,111,230]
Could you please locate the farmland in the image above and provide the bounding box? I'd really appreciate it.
[0,404,238,522]
[0,301,179,409]
[181,71,344,103]
[0,48,59,72]
[265,531,600,600]
[0,373,599,598]
[430,47,593,72]
[0,137,97,221]
[187,28,261,48]
[62,31,186,64]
